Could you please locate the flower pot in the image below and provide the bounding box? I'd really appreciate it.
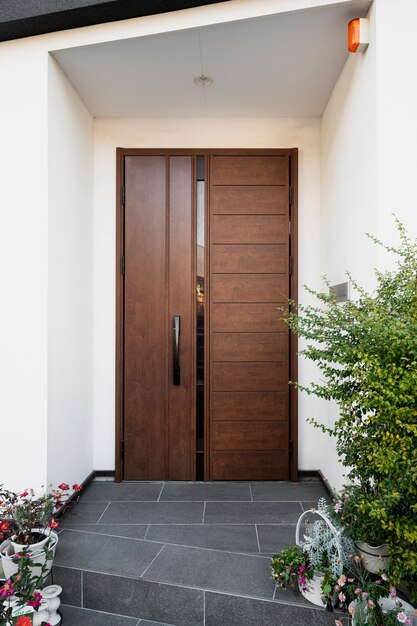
[354,541,390,573]
[0,531,58,581]
[350,597,417,626]
[10,529,51,555]
[299,571,326,607]
[41,584,62,625]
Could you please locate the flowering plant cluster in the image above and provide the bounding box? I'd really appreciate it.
[0,550,52,625]
[330,555,417,626]
[283,220,417,600]
[271,545,314,593]
[0,483,82,545]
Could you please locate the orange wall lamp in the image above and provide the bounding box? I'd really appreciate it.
[348,18,370,53]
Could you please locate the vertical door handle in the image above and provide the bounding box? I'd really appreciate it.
[173,315,181,385]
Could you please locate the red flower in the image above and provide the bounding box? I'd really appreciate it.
[72,484,82,492]
[15,617,33,626]
[58,483,70,490]
[20,490,29,498]
[27,591,42,609]
[49,517,59,529]
[0,521,10,532]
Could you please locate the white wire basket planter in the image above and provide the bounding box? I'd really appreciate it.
[295,506,347,607]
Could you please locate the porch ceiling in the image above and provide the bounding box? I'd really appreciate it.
[52,0,371,118]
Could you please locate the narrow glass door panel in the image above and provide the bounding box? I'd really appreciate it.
[196,156,205,480]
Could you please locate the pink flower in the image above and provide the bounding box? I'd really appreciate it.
[58,483,70,490]
[0,579,15,598]
[396,612,408,624]
[49,517,59,529]
[72,484,82,492]
[338,592,346,603]
[362,592,369,599]
[390,585,397,598]
[27,591,42,609]
[368,600,375,608]
[335,621,343,626]
[354,588,362,595]
[334,502,342,513]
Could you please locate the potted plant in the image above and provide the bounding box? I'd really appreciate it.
[0,483,82,580]
[0,550,52,625]
[330,486,390,573]
[271,545,315,594]
[284,220,417,601]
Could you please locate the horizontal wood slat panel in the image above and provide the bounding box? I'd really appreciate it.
[211,451,288,480]
[212,156,288,186]
[212,333,288,362]
[212,274,288,303]
[212,362,288,391]
[212,186,288,215]
[212,421,288,451]
[212,215,287,244]
[212,303,287,333]
[212,244,287,274]
[212,391,288,421]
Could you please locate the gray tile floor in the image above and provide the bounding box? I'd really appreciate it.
[57,480,338,625]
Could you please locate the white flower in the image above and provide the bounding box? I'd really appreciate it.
[397,612,408,624]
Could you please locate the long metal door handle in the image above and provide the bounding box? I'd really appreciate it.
[173,315,181,385]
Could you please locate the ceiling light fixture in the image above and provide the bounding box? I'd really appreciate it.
[193,75,213,87]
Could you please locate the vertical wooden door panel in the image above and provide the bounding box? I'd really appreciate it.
[210,154,291,481]
[124,156,167,480]
[168,156,193,479]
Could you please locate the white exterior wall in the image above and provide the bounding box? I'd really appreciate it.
[0,43,49,491]
[47,57,94,487]
[376,0,417,260]
[320,3,377,491]
[93,117,323,473]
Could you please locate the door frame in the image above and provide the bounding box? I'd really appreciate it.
[115,148,298,482]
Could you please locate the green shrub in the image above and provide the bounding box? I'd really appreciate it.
[284,219,417,599]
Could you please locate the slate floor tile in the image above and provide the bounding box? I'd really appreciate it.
[251,480,329,502]
[52,566,82,607]
[61,524,148,539]
[99,501,204,524]
[81,482,162,502]
[146,524,258,553]
[55,529,163,578]
[159,482,251,501]
[205,591,336,626]
[257,524,297,554]
[143,544,274,599]
[83,571,204,625]
[204,501,302,524]
[61,605,139,625]
[60,501,109,524]
[140,621,175,626]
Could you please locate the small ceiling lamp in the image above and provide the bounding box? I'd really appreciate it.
[348,18,370,53]
[193,75,213,87]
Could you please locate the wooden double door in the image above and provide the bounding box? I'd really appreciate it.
[116,149,297,482]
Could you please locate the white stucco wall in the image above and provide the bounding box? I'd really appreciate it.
[0,42,49,491]
[319,3,377,491]
[376,0,417,262]
[47,56,94,488]
[93,117,323,473]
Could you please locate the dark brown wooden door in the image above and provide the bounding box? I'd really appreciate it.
[118,149,296,482]
[123,155,194,480]
[209,155,291,480]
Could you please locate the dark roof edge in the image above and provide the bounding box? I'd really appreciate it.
[0,0,225,43]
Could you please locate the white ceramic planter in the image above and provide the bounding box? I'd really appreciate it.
[10,529,51,555]
[299,571,326,607]
[0,531,58,581]
[42,584,62,625]
[354,541,390,573]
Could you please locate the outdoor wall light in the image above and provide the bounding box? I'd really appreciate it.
[193,75,214,87]
[348,18,369,53]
